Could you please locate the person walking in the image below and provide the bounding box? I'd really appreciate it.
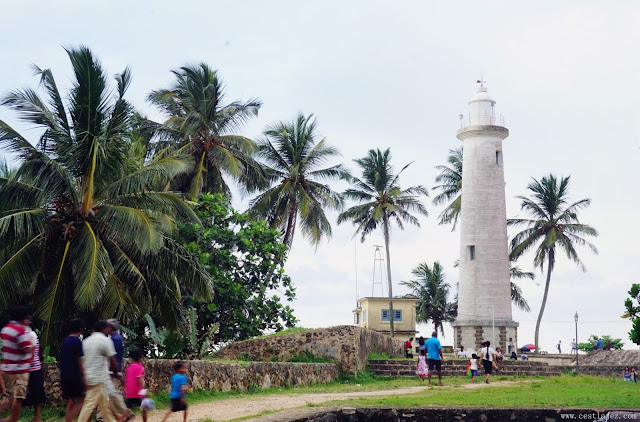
[23,327,46,422]
[99,319,133,421]
[557,340,562,354]
[124,348,148,422]
[425,331,444,387]
[570,339,577,354]
[480,340,497,384]
[469,353,479,383]
[623,366,632,382]
[60,318,86,422]
[76,320,126,422]
[161,362,189,422]
[416,349,427,383]
[0,306,35,422]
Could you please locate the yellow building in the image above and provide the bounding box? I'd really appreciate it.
[352,296,418,342]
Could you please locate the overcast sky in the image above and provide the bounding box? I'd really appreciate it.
[1,1,639,352]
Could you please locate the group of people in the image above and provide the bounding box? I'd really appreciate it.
[623,366,638,382]
[412,332,444,387]
[0,306,190,422]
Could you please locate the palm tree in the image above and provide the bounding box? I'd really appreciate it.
[0,158,16,179]
[248,113,349,249]
[510,264,534,312]
[509,174,598,353]
[432,148,462,230]
[146,63,265,199]
[337,148,429,337]
[401,261,457,336]
[0,47,211,348]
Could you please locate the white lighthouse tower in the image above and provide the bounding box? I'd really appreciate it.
[451,83,518,355]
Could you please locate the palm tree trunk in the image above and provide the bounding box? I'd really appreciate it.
[283,204,297,249]
[383,212,394,337]
[534,250,555,354]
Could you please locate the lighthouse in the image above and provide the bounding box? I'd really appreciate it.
[451,83,518,355]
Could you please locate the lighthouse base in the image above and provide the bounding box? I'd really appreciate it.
[451,319,519,356]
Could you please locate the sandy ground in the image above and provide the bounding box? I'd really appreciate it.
[147,381,523,422]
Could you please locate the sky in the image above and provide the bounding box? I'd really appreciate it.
[1,1,639,352]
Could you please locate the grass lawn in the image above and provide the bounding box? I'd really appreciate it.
[7,374,639,421]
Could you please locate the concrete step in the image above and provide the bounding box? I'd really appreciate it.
[368,359,563,378]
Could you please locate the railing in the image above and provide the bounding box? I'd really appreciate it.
[459,113,506,128]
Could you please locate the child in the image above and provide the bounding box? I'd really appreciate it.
[161,361,189,422]
[416,349,427,382]
[124,348,147,422]
[469,353,479,382]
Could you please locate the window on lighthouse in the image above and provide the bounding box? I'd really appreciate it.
[496,151,502,166]
[467,245,476,261]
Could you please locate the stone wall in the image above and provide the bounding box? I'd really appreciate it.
[214,325,405,374]
[276,407,640,422]
[4,360,339,405]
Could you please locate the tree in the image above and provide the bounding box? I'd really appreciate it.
[0,47,211,349]
[578,334,623,352]
[248,113,349,249]
[508,174,598,353]
[0,158,15,179]
[623,283,640,345]
[337,148,428,337]
[179,193,297,356]
[146,63,265,199]
[401,261,456,336]
[432,148,462,229]
[509,264,534,312]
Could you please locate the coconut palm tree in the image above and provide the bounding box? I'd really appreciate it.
[146,63,265,199]
[0,158,15,179]
[248,113,349,249]
[509,174,598,353]
[337,148,429,337]
[401,261,457,336]
[0,47,211,348]
[432,148,462,230]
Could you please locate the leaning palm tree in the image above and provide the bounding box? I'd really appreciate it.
[0,47,211,349]
[146,63,265,199]
[248,113,349,249]
[432,148,462,230]
[401,261,457,336]
[337,148,429,337]
[509,174,598,353]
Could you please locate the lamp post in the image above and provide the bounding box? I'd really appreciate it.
[574,312,579,373]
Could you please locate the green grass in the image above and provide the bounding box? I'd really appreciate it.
[258,327,311,338]
[317,375,640,409]
[7,374,639,421]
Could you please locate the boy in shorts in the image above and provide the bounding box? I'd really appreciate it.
[161,361,189,422]
[124,348,147,422]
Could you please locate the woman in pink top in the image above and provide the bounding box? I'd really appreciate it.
[124,348,147,422]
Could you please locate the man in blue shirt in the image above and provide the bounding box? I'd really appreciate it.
[425,331,444,387]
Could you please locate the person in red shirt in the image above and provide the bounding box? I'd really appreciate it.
[0,306,35,422]
[404,337,414,358]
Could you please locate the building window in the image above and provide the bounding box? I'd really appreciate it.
[496,151,502,166]
[394,310,402,322]
[381,309,390,321]
[467,245,475,261]
[363,310,367,323]
[354,313,360,324]
[382,309,402,321]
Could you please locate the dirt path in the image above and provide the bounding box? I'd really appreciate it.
[148,381,523,422]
